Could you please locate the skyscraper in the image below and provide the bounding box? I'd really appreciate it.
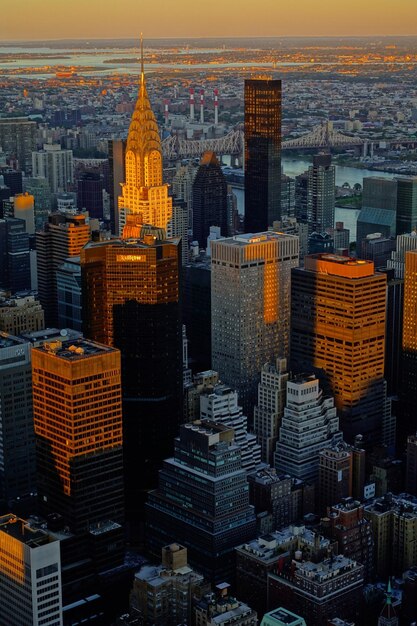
[396,177,417,236]
[192,151,227,247]
[0,514,63,626]
[291,253,388,445]
[253,358,289,465]
[77,171,104,219]
[0,333,35,508]
[118,46,172,235]
[81,231,183,521]
[0,217,31,292]
[356,177,397,251]
[36,213,90,327]
[211,232,299,415]
[274,375,342,483]
[32,144,74,193]
[244,78,281,232]
[32,337,124,534]
[318,444,352,513]
[307,153,335,234]
[146,422,256,584]
[0,118,37,172]
[399,250,417,446]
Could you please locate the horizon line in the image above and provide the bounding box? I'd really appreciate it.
[2,33,417,43]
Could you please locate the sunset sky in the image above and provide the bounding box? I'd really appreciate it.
[2,0,416,40]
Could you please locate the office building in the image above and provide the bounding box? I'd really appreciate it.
[146,422,256,584]
[36,212,90,327]
[399,250,417,445]
[0,217,31,292]
[387,231,417,278]
[291,253,388,445]
[378,268,403,397]
[244,78,281,232]
[281,175,295,216]
[295,171,308,222]
[261,608,306,626]
[56,256,82,331]
[32,144,74,193]
[406,434,417,495]
[130,544,210,626]
[118,61,172,235]
[199,383,261,472]
[192,151,227,247]
[274,375,342,483]
[108,139,125,235]
[211,232,299,415]
[167,200,189,265]
[183,255,212,371]
[364,493,417,577]
[307,153,335,233]
[195,584,257,626]
[24,176,52,230]
[331,221,350,251]
[0,333,35,508]
[325,499,374,582]
[271,217,309,262]
[77,171,104,219]
[32,337,124,534]
[360,233,396,269]
[396,177,417,235]
[318,444,352,513]
[356,178,397,250]
[253,358,289,465]
[247,467,315,532]
[184,370,220,422]
[0,514,63,626]
[81,232,183,521]
[1,168,23,196]
[268,555,363,626]
[0,293,44,334]
[0,117,37,172]
[308,230,334,255]
[236,526,331,618]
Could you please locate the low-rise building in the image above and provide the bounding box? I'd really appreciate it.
[195,584,257,626]
[0,292,44,334]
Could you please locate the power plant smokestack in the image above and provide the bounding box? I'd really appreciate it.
[200,89,204,124]
[214,88,219,126]
[189,88,195,121]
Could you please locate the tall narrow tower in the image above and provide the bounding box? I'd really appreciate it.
[244,78,281,233]
[118,40,172,235]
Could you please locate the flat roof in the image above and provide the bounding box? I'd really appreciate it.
[35,338,117,361]
[0,331,25,349]
[0,514,53,547]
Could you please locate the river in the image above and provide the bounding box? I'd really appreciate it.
[232,159,397,242]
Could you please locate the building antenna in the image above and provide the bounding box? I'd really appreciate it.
[140,33,144,87]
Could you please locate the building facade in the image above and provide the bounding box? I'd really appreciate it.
[192,151,227,248]
[307,153,335,234]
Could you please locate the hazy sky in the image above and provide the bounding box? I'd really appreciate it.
[2,0,416,40]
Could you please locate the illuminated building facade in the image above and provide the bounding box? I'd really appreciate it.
[211,232,299,416]
[399,250,417,445]
[0,514,63,626]
[118,48,172,235]
[244,78,281,233]
[291,254,388,445]
[36,213,90,327]
[32,338,124,534]
[81,232,183,521]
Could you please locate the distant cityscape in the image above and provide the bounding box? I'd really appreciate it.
[0,34,417,626]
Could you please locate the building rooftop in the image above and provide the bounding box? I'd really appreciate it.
[295,555,361,582]
[35,337,117,360]
[262,607,306,626]
[365,492,417,517]
[0,514,55,548]
[237,526,330,562]
[21,327,82,345]
[0,331,26,349]
[304,253,378,278]
[217,232,298,247]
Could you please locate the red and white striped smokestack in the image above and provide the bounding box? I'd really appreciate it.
[214,88,219,125]
[189,88,195,121]
[200,89,204,124]
[164,99,169,126]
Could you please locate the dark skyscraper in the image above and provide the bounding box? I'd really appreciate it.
[192,151,227,247]
[0,217,31,292]
[244,78,281,232]
[396,177,417,236]
[81,231,183,524]
[77,171,104,219]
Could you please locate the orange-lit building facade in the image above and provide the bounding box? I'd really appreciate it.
[399,250,417,445]
[80,233,183,523]
[117,55,172,235]
[291,253,388,445]
[32,338,124,534]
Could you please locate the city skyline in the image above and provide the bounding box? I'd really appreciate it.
[1,0,417,40]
